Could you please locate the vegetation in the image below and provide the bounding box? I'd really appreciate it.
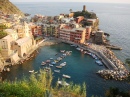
[105,87,130,97]
[0,0,24,16]
[0,70,86,97]
[74,11,97,19]
[0,24,7,39]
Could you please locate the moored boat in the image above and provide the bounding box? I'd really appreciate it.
[95,60,103,66]
[41,62,46,65]
[60,50,65,53]
[56,65,62,69]
[49,64,53,67]
[62,74,71,79]
[54,70,60,73]
[60,62,66,66]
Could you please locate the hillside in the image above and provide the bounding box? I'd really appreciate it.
[0,0,24,16]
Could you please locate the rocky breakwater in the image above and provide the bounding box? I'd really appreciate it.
[88,44,129,81]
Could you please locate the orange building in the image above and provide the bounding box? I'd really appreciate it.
[59,26,86,44]
[31,25,42,36]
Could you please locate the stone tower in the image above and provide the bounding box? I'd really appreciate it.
[83,5,86,12]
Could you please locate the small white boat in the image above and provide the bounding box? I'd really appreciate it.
[60,62,66,66]
[56,66,62,69]
[29,70,34,73]
[76,47,81,51]
[58,81,69,86]
[49,64,53,67]
[50,58,53,60]
[60,50,65,53]
[54,70,60,73]
[63,74,71,79]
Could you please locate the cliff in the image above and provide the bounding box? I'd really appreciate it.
[0,0,24,16]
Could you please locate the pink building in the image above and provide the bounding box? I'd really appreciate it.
[85,26,91,40]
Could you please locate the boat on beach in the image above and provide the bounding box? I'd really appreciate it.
[62,74,71,79]
[46,60,51,63]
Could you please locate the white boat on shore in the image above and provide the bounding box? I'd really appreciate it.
[63,74,71,79]
[29,70,34,73]
[54,70,60,73]
[58,81,69,86]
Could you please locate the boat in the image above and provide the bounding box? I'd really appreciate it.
[49,64,53,67]
[29,70,34,73]
[95,60,103,66]
[60,62,66,67]
[50,58,53,60]
[76,47,81,51]
[57,81,69,86]
[91,54,98,59]
[60,50,65,53]
[54,70,60,73]
[51,62,56,65]
[62,74,71,79]
[41,62,46,65]
[56,65,62,68]
[70,44,76,47]
[46,60,51,63]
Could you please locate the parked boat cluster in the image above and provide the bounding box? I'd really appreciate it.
[87,43,129,80]
[71,44,103,66]
[40,50,72,86]
[97,69,129,81]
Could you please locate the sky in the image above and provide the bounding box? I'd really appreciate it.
[10,0,130,4]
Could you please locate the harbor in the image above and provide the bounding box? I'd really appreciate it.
[1,43,130,97]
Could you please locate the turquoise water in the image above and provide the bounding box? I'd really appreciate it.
[2,43,130,96]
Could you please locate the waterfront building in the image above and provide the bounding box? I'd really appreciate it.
[30,25,42,36]
[59,24,86,44]
[13,37,34,57]
[94,30,106,44]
